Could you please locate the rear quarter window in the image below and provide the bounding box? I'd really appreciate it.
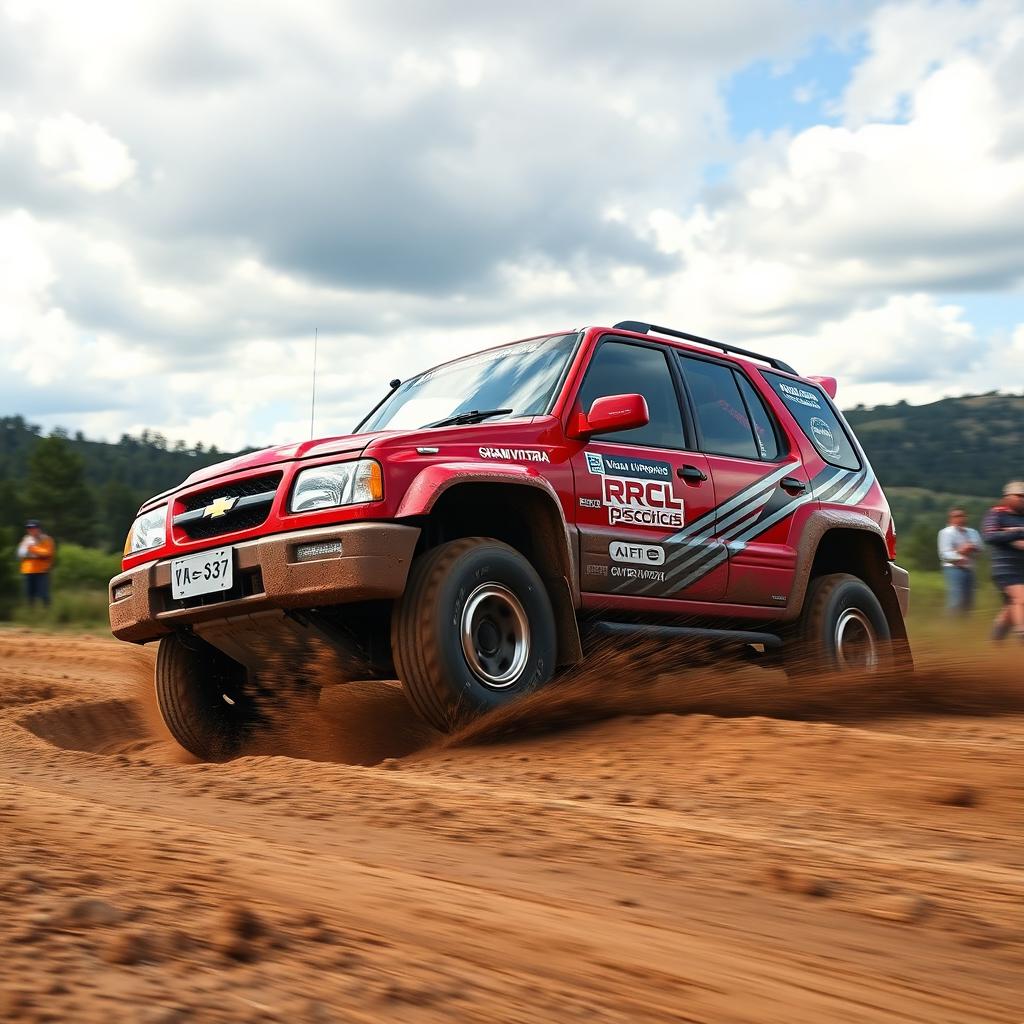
[763,373,860,471]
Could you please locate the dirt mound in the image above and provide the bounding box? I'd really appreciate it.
[19,698,150,756]
[16,663,436,768]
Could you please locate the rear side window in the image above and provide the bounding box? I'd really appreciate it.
[576,341,685,449]
[735,375,780,460]
[763,372,860,470]
[678,355,767,460]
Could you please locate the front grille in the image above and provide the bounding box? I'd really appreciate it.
[175,473,281,541]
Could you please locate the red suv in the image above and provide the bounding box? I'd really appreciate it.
[110,321,910,759]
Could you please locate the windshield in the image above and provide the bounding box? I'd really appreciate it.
[358,333,578,432]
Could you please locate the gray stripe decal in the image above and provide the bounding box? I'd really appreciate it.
[674,548,729,591]
[642,465,843,594]
[668,467,878,591]
[622,463,874,597]
[663,467,846,589]
[843,472,876,507]
[632,466,795,594]
[729,491,819,548]
[674,462,796,540]
[823,467,865,504]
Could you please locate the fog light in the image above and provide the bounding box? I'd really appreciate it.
[295,540,343,562]
[112,581,133,601]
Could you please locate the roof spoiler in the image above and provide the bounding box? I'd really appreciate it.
[808,375,837,399]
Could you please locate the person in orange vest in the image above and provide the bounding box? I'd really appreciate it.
[17,520,56,608]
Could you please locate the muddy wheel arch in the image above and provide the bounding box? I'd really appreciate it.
[400,474,583,668]
[785,510,908,641]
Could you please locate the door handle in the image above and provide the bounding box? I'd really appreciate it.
[678,465,708,482]
[781,476,807,494]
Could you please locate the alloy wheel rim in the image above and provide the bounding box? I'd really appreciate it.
[460,583,530,688]
[834,608,879,671]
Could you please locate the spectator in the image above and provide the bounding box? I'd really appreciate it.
[16,519,55,609]
[981,482,1024,642]
[937,508,982,614]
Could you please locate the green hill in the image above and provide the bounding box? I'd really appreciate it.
[844,391,1023,570]
[845,392,1023,498]
[0,391,1020,565]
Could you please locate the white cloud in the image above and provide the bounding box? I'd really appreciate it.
[640,0,1024,385]
[34,113,136,191]
[451,48,485,88]
[0,0,1020,453]
[839,0,1011,126]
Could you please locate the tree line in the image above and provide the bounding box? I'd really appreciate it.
[0,416,242,552]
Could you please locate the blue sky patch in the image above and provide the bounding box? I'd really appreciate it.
[725,34,867,140]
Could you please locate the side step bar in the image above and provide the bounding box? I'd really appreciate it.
[592,621,782,649]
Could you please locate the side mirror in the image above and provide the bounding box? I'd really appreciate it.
[569,394,649,439]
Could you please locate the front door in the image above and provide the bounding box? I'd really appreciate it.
[569,338,727,601]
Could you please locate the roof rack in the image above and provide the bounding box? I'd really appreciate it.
[612,320,797,375]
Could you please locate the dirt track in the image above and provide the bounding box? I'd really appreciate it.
[2,630,1023,1023]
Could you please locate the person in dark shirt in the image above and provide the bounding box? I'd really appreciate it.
[981,481,1024,642]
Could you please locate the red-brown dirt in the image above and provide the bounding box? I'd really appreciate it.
[1,629,1022,1022]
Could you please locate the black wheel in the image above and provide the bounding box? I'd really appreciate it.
[789,572,892,676]
[155,633,262,761]
[392,538,557,731]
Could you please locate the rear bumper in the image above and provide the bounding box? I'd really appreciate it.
[108,522,420,644]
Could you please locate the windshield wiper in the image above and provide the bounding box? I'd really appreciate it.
[426,408,513,429]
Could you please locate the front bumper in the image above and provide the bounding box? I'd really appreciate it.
[109,522,420,644]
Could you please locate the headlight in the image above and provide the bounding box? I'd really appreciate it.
[124,506,167,555]
[290,460,383,513]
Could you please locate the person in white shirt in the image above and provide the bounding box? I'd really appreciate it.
[937,508,982,613]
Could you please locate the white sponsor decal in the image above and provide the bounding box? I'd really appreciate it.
[579,497,601,509]
[601,476,684,528]
[585,563,609,576]
[608,541,665,566]
[585,452,605,475]
[808,416,841,456]
[479,446,551,463]
[611,566,666,582]
[778,381,822,409]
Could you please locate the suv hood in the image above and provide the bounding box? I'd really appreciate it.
[179,432,387,489]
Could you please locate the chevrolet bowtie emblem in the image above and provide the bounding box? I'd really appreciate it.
[203,495,239,519]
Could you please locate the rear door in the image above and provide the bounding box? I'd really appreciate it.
[569,338,727,601]
[674,354,810,608]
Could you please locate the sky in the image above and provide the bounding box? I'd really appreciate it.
[1,0,1022,451]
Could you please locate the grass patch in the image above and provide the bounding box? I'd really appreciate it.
[10,588,112,632]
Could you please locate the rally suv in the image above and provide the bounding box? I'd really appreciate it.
[110,321,910,759]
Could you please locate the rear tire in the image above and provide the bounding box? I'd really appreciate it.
[392,538,557,731]
[155,633,262,761]
[788,572,892,676]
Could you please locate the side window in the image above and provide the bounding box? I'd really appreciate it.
[736,374,780,460]
[576,341,684,448]
[763,372,860,470]
[678,356,758,459]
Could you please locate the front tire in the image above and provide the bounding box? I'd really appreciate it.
[392,538,557,731]
[155,633,262,760]
[789,572,892,676]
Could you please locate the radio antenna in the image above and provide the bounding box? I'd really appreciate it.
[309,327,319,439]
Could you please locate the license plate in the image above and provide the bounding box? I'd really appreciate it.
[171,547,234,600]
